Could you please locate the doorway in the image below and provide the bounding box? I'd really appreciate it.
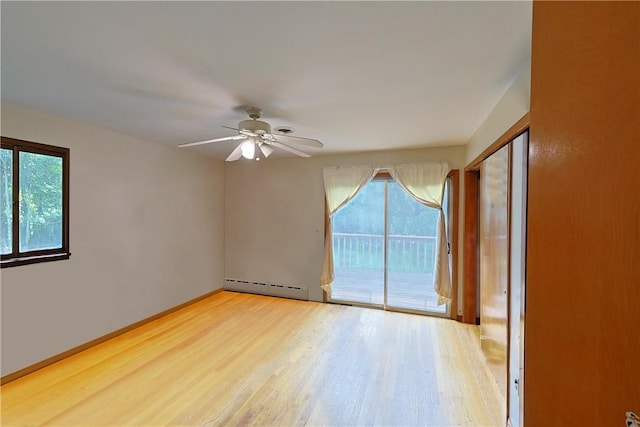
[330,175,450,317]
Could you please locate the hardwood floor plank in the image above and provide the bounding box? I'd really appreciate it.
[1,291,502,426]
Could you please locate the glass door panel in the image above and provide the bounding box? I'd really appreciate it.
[330,180,385,305]
[330,178,450,317]
[386,181,446,314]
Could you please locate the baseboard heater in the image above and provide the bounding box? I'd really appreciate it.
[224,278,308,301]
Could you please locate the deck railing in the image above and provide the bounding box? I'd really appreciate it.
[333,233,436,273]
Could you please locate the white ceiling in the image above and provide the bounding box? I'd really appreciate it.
[1,1,532,159]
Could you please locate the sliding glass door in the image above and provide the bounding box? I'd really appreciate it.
[330,180,385,305]
[330,177,449,317]
[386,181,447,314]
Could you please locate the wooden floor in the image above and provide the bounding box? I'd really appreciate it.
[1,291,503,426]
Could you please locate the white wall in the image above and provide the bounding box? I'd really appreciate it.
[0,103,225,376]
[466,62,531,165]
[225,146,466,303]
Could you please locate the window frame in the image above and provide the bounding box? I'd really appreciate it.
[1,136,70,268]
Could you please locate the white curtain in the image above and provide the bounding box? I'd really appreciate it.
[320,166,377,292]
[390,161,451,305]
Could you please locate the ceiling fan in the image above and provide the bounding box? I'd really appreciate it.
[178,107,323,161]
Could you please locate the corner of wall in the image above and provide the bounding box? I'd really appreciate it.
[465,61,531,166]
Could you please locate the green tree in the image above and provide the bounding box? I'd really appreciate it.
[18,152,63,251]
[333,180,438,237]
[0,148,13,253]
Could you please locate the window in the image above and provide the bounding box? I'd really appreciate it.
[1,137,70,267]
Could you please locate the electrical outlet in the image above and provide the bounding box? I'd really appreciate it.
[626,412,639,427]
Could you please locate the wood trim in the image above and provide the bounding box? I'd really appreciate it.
[465,113,530,171]
[373,171,392,180]
[462,170,479,324]
[0,288,224,385]
[447,169,460,320]
[1,252,71,268]
[1,136,70,157]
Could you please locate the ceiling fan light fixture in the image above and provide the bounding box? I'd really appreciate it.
[179,107,322,161]
[238,119,271,134]
[240,140,255,159]
[260,143,274,158]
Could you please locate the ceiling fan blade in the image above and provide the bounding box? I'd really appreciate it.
[225,143,244,162]
[272,133,323,148]
[269,141,311,158]
[178,134,244,148]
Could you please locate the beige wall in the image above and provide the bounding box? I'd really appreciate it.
[225,146,466,303]
[0,103,225,376]
[466,62,531,165]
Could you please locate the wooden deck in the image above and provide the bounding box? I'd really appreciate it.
[1,291,503,426]
[331,268,447,314]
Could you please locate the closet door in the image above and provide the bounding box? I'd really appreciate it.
[479,143,510,422]
[508,132,528,427]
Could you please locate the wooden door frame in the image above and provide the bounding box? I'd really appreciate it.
[462,113,529,324]
[447,169,460,321]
